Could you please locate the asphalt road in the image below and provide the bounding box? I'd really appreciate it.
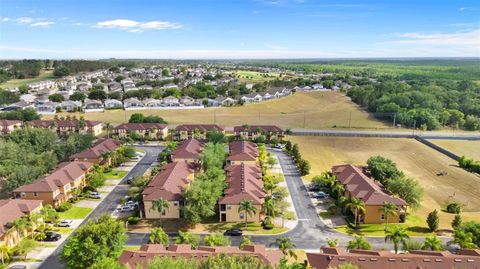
[39,145,163,269]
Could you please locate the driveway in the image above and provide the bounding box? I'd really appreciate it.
[39,145,163,269]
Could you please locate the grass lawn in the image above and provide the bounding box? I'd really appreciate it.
[103,170,127,179]
[234,70,281,83]
[199,221,288,235]
[289,136,480,229]
[58,206,92,219]
[0,70,55,89]
[46,92,389,130]
[428,139,480,160]
[50,227,73,234]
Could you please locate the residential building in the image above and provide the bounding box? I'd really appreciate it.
[60,100,82,112]
[71,138,121,164]
[306,247,480,269]
[104,99,123,109]
[0,119,22,135]
[171,139,203,164]
[218,163,264,222]
[233,125,284,140]
[118,244,283,269]
[226,141,259,166]
[241,93,263,103]
[175,124,225,140]
[142,162,195,219]
[113,123,168,140]
[13,161,94,207]
[0,199,43,247]
[163,96,180,106]
[143,98,163,108]
[332,164,408,224]
[83,99,105,111]
[124,97,144,108]
[29,119,103,136]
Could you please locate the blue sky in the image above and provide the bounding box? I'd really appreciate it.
[0,0,479,59]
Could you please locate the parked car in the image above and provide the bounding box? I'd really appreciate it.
[125,200,139,207]
[130,156,140,161]
[89,191,101,199]
[7,265,27,269]
[314,191,329,199]
[308,184,322,192]
[126,176,133,184]
[136,152,144,157]
[224,228,243,236]
[274,144,285,149]
[57,219,73,227]
[120,205,135,212]
[43,231,61,241]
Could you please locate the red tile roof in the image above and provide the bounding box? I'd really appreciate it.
[71,138,121,160]
[175,124,224,132]
[307,247,480,269]
[0,199,43,237]
[0,119,22,133]
[227,141,259,162]
[233,125,283,133]
[14,161,93,193]
[219,163,265,204]
[171,139,203,160]
[142,162,194,201]
[332,164,407,206]
[118,244,283,269]
[29,119,102,128]
[114,123,167,131]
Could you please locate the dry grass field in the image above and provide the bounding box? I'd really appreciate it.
[429,139,480,160]
[48,92,389,129]
[289,136,480,228]
[0,70,55,89]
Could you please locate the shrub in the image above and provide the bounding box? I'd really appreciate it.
[446,202,462,214]
[426,210,439,232]
[57,202,72,212]
[262,216,274,230]
[127,216,141,225]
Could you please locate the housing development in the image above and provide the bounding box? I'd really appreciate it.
[1,1,480,269]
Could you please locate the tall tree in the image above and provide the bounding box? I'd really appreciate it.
[385,226,410,254]
[346,197,365,227]
[422,236,443,251]
[347,236,372,250]
[238,200,257,229]
[150,198,170,227]
[149,227,169,245]
[379,202,397,231]
[276,237,297,260]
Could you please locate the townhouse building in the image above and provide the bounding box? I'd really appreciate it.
[71,138,122,164]
[113,123,168,140]
[170,138,203,165]
[174,124,224,140]
[233,125,284,141]
[0,199,43,247]
[0,119,22,135]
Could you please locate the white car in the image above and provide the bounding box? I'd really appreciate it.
[58,219,73,227]
[125,200,139,207]
[89,192,101,199]
[120,205,134,212]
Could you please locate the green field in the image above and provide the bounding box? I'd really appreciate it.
[234,70,281,83]
[58,206,92,219]
[103,170,128,180]
[0,70,55,89]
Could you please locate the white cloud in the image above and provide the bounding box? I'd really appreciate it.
[30,21,55,27]
[16,17,34,24]
[1,17,10,22]
[265,43,288,50]
[94,19,183,32]
[394,29,480,47]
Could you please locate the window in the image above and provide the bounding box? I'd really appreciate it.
[173,201,179,206]
[239,213,244,219]
[227,205,231,210]
[20,192,26,198]
[33,192,38,197]
[162,210,166,216]
[220,204,226,211]
[381,214,385,220]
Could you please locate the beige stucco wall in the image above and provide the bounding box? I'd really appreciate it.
[228,160,258,166]
[219,204,262,222]
[363,205,402,224]
[144,200,181,219]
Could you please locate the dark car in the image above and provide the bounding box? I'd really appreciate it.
[224,228,243,236]
[44,231,61,241]
[308,184,321,192]
[126,177,133,184]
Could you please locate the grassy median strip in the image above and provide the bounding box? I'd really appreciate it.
[58,206,93,219]
[103,170,128,180]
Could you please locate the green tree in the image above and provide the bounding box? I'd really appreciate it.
[379,202,397,231]
[385,226,410,254]
[452,229,476,249]
[346,197,365,227]
[327,238,338,247]
[174,231,200,249]
[69,92,86,102]
[385,175,423,208]
[61,215,127,269]
[149,227,169,245]
[347,236,372,250]
[48,93,65,102]
[426,210,439,232]
[239,236,253,250]
[422,236,443,251]
[452,214,462,229]
[276,237,297,260]
[204,234,231,246]
[90,256,126,269]
[150,198,170,227]
[0,245,12,265]
[238,200,257,229]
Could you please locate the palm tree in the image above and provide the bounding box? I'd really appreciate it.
[452,229,476,249]
[327,238,338,247]
[12,217,27,238]
[347,236,372,250]
[149,227,169,245]
[150,198,170,227]
[331,182,345,199]
[262,197,275,217]
[41,204,58,224]
[379,202,398,231]
[346,197,365,227]
[422,236,443,251]
[104,122,113,138]
[175,231,199,249]
[385,226,410,254]
[320,171,336,189]
[238,200,257,229]
[276,237,297,260]
[0,245,12,265]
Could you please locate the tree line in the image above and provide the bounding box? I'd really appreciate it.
[458,156,480,173]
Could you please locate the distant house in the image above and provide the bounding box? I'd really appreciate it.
[0,199,43,247]
[84,99,104,111]
[143,98,163,108]
[219,163,264,222]
[179,96,195,106]
[307,247,480,269]
[262,89,282,100]
[19,94,37,103]
[104,99,123,109]
[35,101,59,115]
[118,244,283,269]
[76,81,91,92]
[114,123,168,140]
[142,162,195,219]
[332,164,408,224]
[210,96,237,107]
[171,139,203,164]
[161,83,178,90]
[123,98,144,109]
[241,93,263,103]
[71,138,121,164]
[1,101,35,111]
[13,161,94,207]
[233,125,284,140]
[0,119,22,135]
[108,82,122,92]
[175,124,225,140]
[60,100,82,112]
[162,96,180,107]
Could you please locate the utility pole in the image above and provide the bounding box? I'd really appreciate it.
[303,112,306,129]
[412,120,416,136]
[348,112,352,128]
[392,113,396,128]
